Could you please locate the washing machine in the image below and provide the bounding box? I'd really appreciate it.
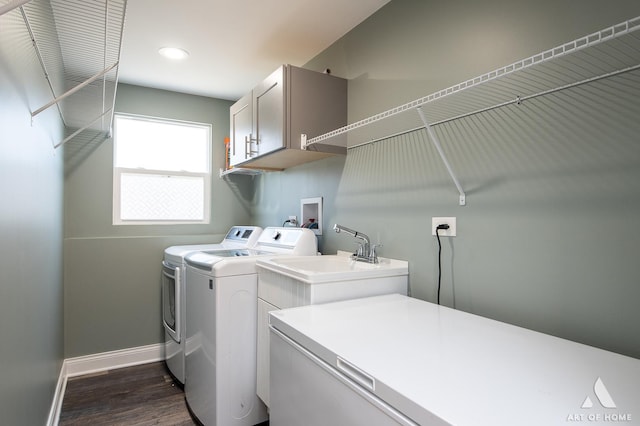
[162,226,262,385]
[184,227,317,426]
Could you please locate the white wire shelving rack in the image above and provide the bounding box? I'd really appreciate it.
[304,16,640,206]
[2,0,127,150]
[219,167,271,178]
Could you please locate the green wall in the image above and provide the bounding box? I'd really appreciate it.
[251,0,640,358]
[0,6,64,425]
[7,1,638,423]
[63,84,253,357]
[62,0,640,365]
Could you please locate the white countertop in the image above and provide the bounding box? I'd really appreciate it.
[269,294,640,425]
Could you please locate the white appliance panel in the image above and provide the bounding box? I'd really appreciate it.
[183,227,317,425]
[185,268,264,425]
[162,225,262,384]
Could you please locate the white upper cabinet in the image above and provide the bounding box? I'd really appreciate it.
[229,65,347,170]
[253,67,285,160]
[229,92,253,167]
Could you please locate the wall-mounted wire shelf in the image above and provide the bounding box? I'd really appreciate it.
[219,166,283,178]
[0,0,30,16]
[304,16,640,206]
[220,167,262,177]
[10,0,127,150]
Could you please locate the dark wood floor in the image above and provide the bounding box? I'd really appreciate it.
[59,362,197,425]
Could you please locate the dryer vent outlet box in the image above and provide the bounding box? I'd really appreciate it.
[301,197,322,235]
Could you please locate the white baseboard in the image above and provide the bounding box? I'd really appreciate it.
[65,343,164,378]
[46,361,67,426]
[48,343,164,426]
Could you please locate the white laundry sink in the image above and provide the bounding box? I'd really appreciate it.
[255,251,409,407]
[256,252,408,284]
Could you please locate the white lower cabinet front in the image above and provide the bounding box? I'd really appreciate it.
[256,262,408,408]
[269,326,418,426]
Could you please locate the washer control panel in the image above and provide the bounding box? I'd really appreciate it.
[223,226,263,245]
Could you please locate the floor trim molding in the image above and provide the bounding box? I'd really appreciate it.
[47,361,67,426]
[48,343,164,426]
[65,343,164,378]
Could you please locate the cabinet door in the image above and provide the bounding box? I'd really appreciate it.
[253,66,285,157]
[229,92,253,166]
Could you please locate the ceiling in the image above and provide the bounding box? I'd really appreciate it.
[118,0,391,101]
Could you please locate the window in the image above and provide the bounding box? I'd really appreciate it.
[113,114,212,225]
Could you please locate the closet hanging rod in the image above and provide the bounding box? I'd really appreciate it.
[305,15,640,148]
[31,61,119,118]
[348,62,640,150]
[348,126,425,150]
[0,0,31,16]
[439,63,640,126]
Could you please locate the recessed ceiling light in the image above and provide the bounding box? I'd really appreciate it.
[158,47,189,60]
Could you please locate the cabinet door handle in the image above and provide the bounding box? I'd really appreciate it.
[245,133,258,158]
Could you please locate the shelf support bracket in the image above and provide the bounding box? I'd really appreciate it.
[416,107,466,206]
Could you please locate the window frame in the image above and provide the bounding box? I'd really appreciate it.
[112,113,212,226]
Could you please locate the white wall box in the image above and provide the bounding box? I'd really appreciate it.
[229,65,347,170]
[300,197,323,235]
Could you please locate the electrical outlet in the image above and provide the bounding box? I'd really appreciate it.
[288,215,297,226]
[432,217,456,237]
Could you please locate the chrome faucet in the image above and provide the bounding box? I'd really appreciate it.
[333,224,380,263]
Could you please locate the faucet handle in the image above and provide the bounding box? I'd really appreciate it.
[370,244,382,262]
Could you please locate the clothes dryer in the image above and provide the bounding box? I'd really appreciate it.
[162,226,262,384]
[184,227,317,426]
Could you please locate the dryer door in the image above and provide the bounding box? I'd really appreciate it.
[162,261,180,342]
